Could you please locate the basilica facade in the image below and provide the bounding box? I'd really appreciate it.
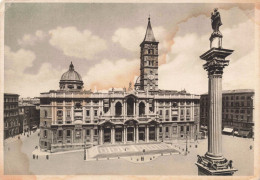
[39,18,200,152]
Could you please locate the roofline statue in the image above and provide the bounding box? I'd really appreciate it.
[210,8,223,48]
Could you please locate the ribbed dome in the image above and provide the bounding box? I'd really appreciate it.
[61,62,82,81]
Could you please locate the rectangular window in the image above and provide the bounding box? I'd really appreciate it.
[57,110,63,117]
[180,126,184,132]
[186,126,190,132]
[44,130,47,137]
[94,110,98,116]
[67,130,71,137]
[165,127,169,133]
[159,127,162,132]
[94,129,98,135]
[172,117,178,121]
[186,109,190,116]
[241,115,244,120]
[166,110,169,116]
[86,129,90,136]
[160,110,162,115]
[181,109,184,116]
[58,130,62,137]
[66,110,71,117]
[86,110,90,116]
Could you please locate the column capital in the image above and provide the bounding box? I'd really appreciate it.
[203,58,229,76]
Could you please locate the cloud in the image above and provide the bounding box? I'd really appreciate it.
[49,26,107,59]
[83,58,139,90]
[112,26,168,52]
[4,46,66,97]
[4,45,35,73]
[18,30,47,46]
[159,9,255,94]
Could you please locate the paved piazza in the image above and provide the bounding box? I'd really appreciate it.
[4,129,254,175]
[87,143,179,159]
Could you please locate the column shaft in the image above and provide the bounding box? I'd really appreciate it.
[207,75,222,158]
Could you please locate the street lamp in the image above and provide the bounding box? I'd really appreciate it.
[185,131,188,156]
[84,139,86,160]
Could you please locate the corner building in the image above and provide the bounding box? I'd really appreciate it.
[39,18,200,152]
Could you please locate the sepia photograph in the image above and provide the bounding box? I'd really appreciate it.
[0,1,259,179]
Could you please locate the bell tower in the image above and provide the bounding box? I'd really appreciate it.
[140,17,159,91]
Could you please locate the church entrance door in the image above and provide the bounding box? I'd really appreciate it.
[104,128,111,143]
[127,127,134,141]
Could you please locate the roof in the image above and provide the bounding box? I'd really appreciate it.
[143,17,156,42]
[201,89,254,95]
[4,93,19,96]
[60,62,82,81]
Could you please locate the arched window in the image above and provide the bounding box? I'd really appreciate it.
[115,102,122,116]
[139,102,145,116]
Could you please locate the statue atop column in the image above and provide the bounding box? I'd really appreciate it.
[211,8,222,33]
[210,8,223,48]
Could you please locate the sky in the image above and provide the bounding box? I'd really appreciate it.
[4,3,257,98]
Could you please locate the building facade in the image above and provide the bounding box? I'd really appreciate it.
[200,89,254,137]
[19,103,40,133]
[4,93,20,139]
[39,18,200,152]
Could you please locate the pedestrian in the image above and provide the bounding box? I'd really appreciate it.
[36,155,38,159]
[33,154,35,159]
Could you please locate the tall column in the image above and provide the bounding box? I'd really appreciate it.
[111,127,113,144]
[146,125,149,142]
[100,127,103,145]
[90,100,94,123]
[111,126,115,144]
[90,128,94,143]
[133,100,136,116]
[136,125,139,143]
[195,9,237,175]
[125,127,127,143]
[63,101,66,124]
[145,100,149,115]
[133,126,136,142]
[122,127,124,143]
[136,101,139,116]
[156,125,160,141]
[206,75,222,157]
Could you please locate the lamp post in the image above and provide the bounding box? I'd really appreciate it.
[84,139,86,160]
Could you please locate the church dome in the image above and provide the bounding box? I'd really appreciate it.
[61,62,82,81]
[59,62,84,91]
